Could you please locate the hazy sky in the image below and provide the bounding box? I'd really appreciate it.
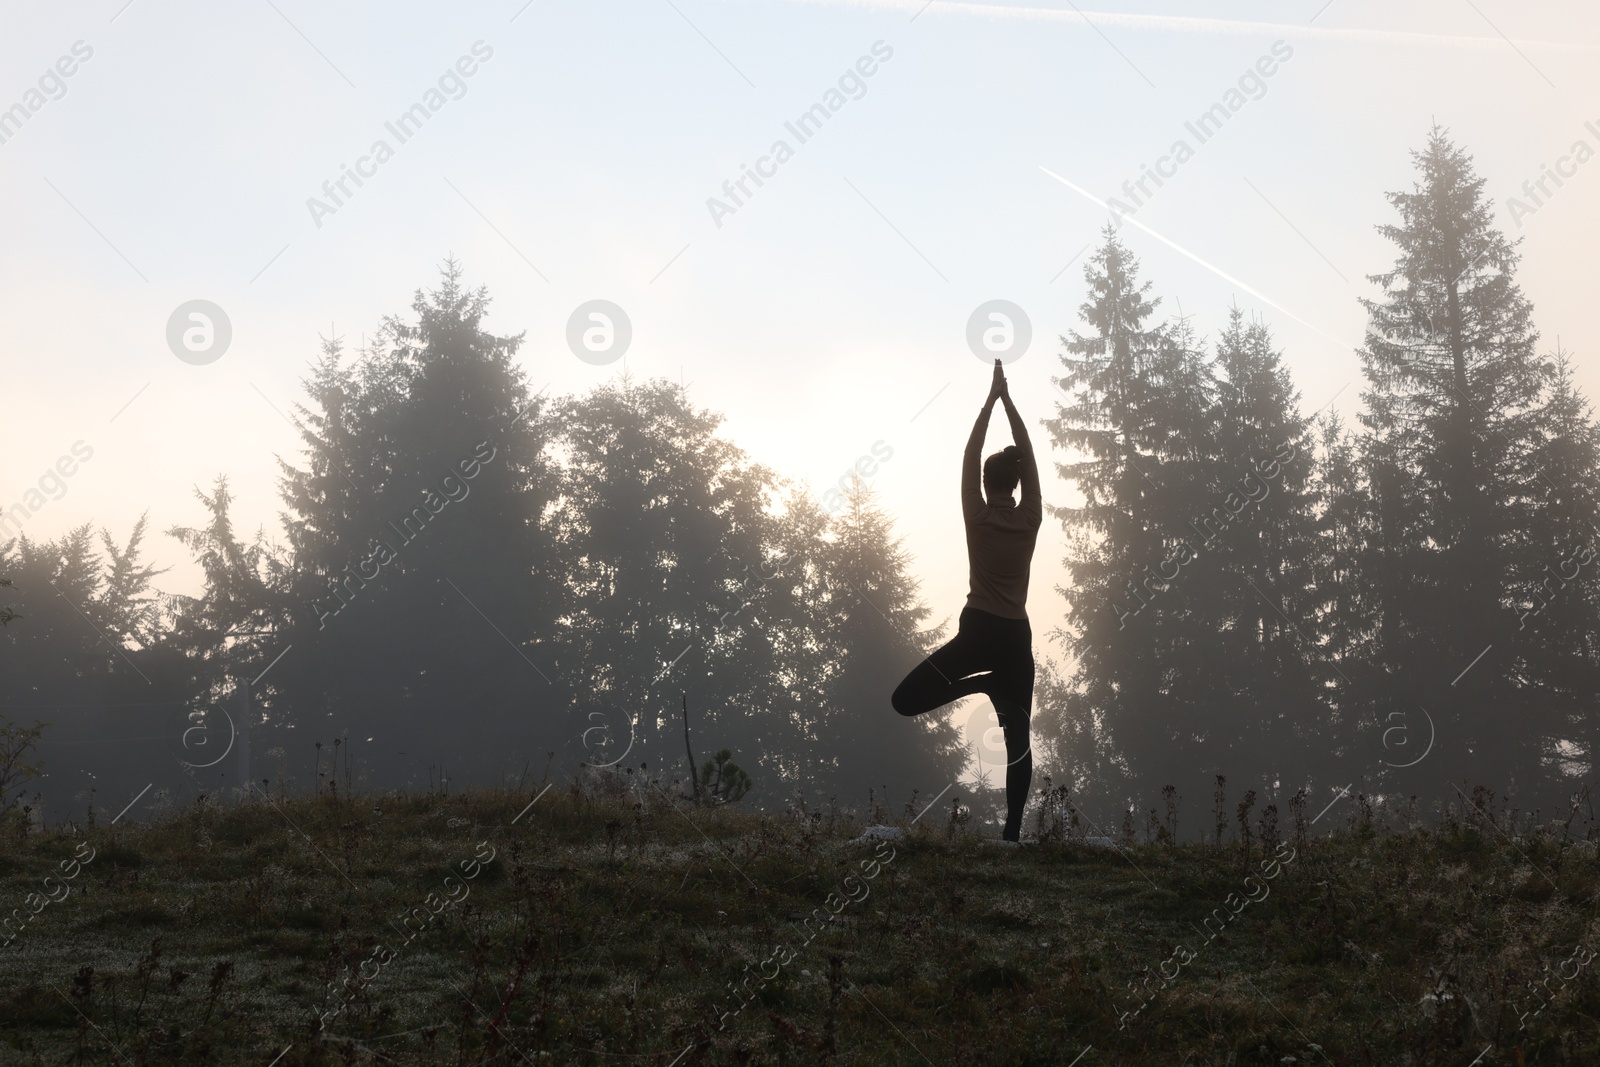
[4,0,1599,683]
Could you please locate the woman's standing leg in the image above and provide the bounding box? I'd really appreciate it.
[992,699,1032,841]
[992,618,1036,841]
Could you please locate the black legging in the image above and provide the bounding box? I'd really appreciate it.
[892,607,1034,841]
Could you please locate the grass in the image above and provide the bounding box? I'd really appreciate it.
[0,771,1596,1065]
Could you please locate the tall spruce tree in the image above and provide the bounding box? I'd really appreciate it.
[1515,348,1600,783]
[1309,412,1374,762]
[1357,127,1550,800]
[1194,309,1323,793]
[1047,227,1199,807]
[808,475,966,812]
[270,261,564,791]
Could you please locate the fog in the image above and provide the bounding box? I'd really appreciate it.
[3,0,1599,833]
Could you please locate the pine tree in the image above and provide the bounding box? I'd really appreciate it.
[1308,411,1373,761]
[1,525,160,695]
[276,336,366,589]
[1515,347,1600,783]
[747,488,836,792]
[552,376,780,792]
[1133,314,1232,796]
[97,517,167,649]
[1190,309,1323,794]
[1030,654,1120,808]
[1357,126,1549,799]
[809,474,965,809]
[270,260,564,791]
[1048,228,1223,807]
[166,478,287,705]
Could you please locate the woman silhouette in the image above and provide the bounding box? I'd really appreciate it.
[892,360,1041,841]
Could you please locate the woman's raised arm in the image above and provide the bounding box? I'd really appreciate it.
[963,397,996,520]
[962,363,1005,519]
[999,379,1040,520]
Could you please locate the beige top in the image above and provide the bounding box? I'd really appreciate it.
[961,398,1042,620]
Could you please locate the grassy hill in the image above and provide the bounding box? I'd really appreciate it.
[0,773,1596,1065]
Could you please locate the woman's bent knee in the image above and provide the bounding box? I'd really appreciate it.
[891,678,933,717]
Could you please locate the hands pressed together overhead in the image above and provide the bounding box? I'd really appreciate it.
[988,358,1010,405]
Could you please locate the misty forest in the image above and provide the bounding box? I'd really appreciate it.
[4,129,1600,1065]
[7,131,1597,826]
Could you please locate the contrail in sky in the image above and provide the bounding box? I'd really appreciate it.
[774,0,1592,52]
[1039,165,1361,354]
